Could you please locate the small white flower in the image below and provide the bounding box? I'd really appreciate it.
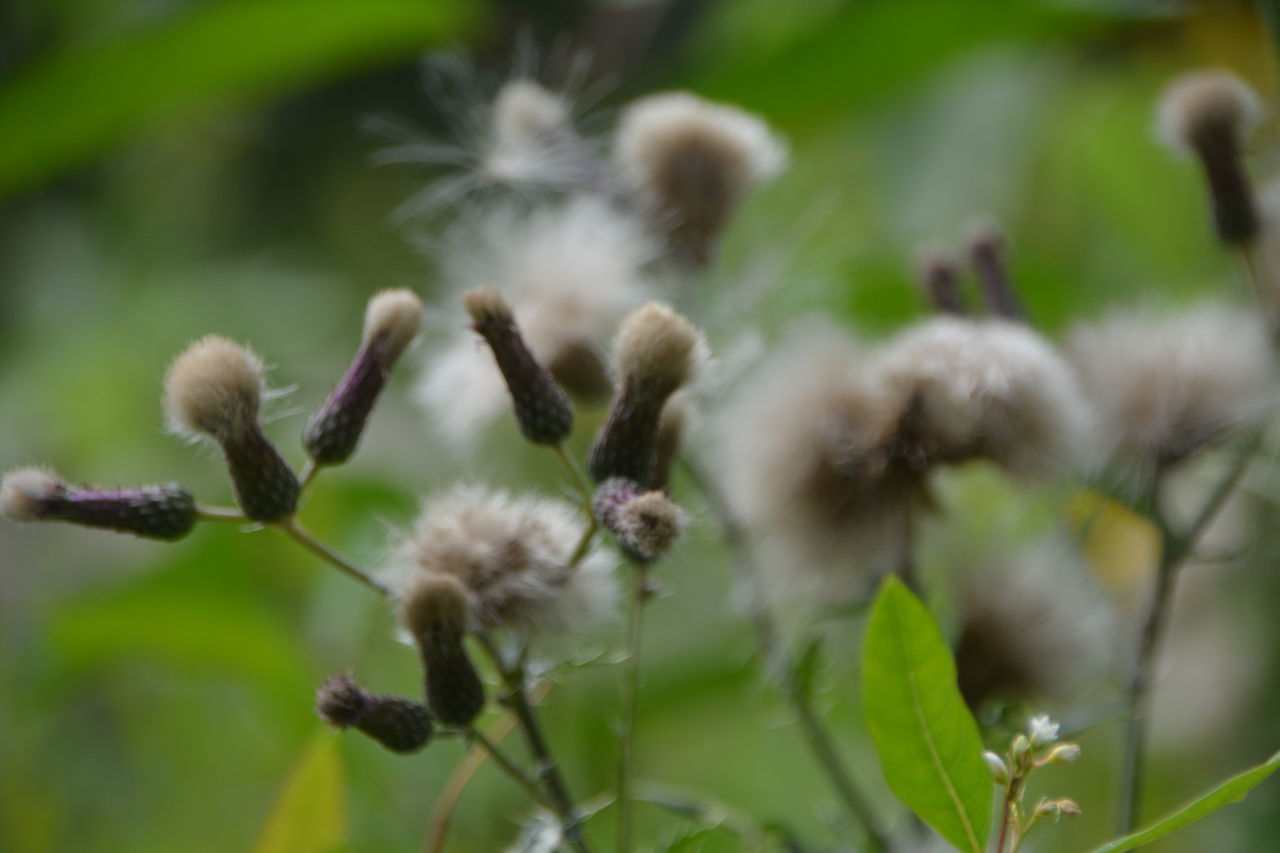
[1028,714,1060,748]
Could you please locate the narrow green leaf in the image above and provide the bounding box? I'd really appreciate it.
[1090,751,1280,853]
[863,577,991,853]
[254,732,347,853]
[0,0,470,196]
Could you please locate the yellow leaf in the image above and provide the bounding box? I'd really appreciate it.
[1066,490,1159,601]
[254,731,347,853]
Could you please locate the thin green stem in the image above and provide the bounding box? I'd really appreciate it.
[476,635,591,853]
[195,505,248,522]
[554,444,599,568]
[277,517,390,596]
[616,564,648,853]
[678,457,890,853]
[464,726,553,809]
[298,458,320,495]
[1115,435,1261,832]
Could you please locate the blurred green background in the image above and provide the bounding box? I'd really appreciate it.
[4,1,1280,850]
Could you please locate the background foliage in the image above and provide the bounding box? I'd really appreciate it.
[3,1,1280,850]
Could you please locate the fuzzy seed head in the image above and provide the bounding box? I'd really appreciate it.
[164,335,265,441]
[492,79,572,149]
[1157,70,1262,154]
[363,288,423,365]
[392,485,618,637]
[1066,303,1276,476]
[462,286,513,327]
[593,478,685,562]
[614,302,705,397]
[0,466,63,521]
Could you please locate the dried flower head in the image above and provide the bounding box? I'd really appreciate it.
[0,466,197,541]
[164,335,298,521]
[392,485,617,637]
[592,478,685,563]
[400,573,485,728]
[305,289,423,466]
[716,324,917,601]
[588,302,707,484]
[615,92,787,265]
[1157,70,1264,245]
[950,542,1113,711]
[1065,303,1276,477]
[316,673,434,753]
[418,196,654,446]
[874,317,1092,477]
[462,286,573,445]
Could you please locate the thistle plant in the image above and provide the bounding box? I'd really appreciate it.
[10,40,1280,853]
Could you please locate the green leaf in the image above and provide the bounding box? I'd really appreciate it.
[0,0,470,196]
[254,732,347,853]
[1090,751,1280,853]
[863,577,991,853]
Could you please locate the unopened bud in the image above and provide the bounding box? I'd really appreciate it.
[588,303,705,483]
[305,289,423,465]
[464,287,573,445]
[593,478,685,563]
[1043,742,1081,765]
[915,248,965,315]
[401,574,485,727]
[1158,70,1262,245]
[164,336,298,521]
[984,750,1011,787]
[1012,733,1031,762]
[316,673,434,754]
[967,220,1023,321]
[650,397,689,491]
[0,466,197,541]
[1034,798,1082,821]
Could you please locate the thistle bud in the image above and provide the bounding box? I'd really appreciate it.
[463,287,573,446]
[592,478,685,563]
[304,289,423,466]
[164,336,298,522]
[588,303,705,484]
[401,574,485,728]
[915,248,965,315]
[615,93,786,267]
[967,220,1023,321]
[984,750,1011,787]
[315,673,434,754]
[0,466,197,541]
[1158,70,1263,245]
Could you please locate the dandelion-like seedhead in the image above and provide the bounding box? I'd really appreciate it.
[615,91,787,265]
[391,485,618,637]
[1066,303,1277,477]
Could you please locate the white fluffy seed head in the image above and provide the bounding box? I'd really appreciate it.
[615,91,786,203]
[1157,69,1263,153]
[874,317,1093,477]
[363,288,423,364]
[163,335,266,441]
[0,466,63,521]
[461,286,512,326]
[492,79,572,149]
[418,196,655,446]
[1065,303,1277,476]
[614,302,706,395]
[949,540,1114,710]
[716,323,914,603]
[616,489,686,562]
[390,485,618,637]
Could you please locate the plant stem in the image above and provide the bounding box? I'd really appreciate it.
[277,517,391,596]
[1115,436,1259,832]
[196,505,248,522]
[477,635,592,853]
[554,443,599,568]
[298,458,320,494]
[679,457,890,853]
[465,726,553,809]
[616,564,649,853]
[426,710,524,853]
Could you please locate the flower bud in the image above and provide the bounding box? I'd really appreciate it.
[588,303,705,484]
[304,289,423,466]
[401,574,485,727]
[592,477,685,563]
[1011,733,1031,762]
[1158,70,1263,245]
[316,673,434,754]
[463,287,573,446]
[164,336,298,522]
[650,397,689,492]
[1043,742,1081,765]
[1,466,197,541]
[967,220,1023,321]
[984,750,1011,787]
[1034,798,1082,821]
